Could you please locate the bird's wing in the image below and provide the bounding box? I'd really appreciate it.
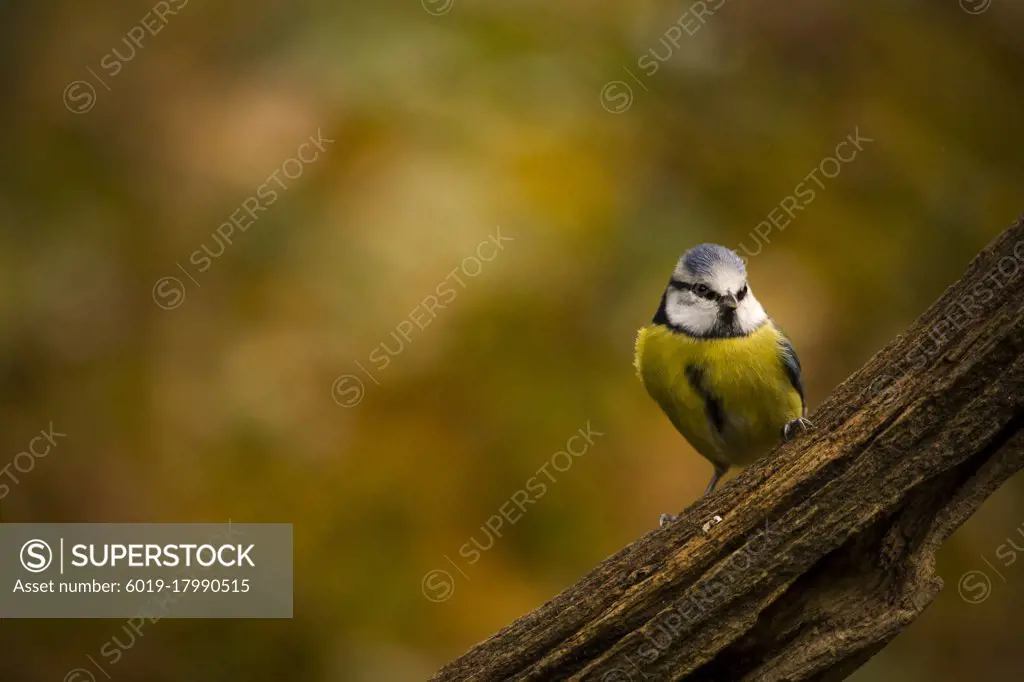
[776,331,806,416]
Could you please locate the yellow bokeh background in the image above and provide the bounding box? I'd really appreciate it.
[1,1,1024,680]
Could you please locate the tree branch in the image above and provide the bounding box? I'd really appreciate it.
[432,216,1024,682]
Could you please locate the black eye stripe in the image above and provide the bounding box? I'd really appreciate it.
[695,284,717,300]
[670,280,721,301]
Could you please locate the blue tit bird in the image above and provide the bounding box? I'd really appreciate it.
[634,244,810,524]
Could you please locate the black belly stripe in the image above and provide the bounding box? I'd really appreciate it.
[685,365,725,435]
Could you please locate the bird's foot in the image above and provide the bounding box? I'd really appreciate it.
[659,513,677,528]
[782,417,814,441]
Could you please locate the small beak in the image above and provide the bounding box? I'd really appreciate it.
[720,293,738,311]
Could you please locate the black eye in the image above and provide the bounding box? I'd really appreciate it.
[737,285,748,301]
[693,284,710,297]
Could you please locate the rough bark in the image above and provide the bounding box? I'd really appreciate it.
[431,217,1024,682]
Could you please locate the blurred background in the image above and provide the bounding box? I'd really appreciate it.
[1,0,1023,680]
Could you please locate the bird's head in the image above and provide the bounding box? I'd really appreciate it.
[656,244,768,338]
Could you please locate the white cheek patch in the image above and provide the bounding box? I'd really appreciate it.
[665,290,718,334]
[736,291,768,333]
[664,287,768,336]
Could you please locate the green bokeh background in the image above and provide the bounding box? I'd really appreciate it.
[1,0,1023,680]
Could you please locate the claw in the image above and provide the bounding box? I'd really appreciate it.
[782,417,814,442]
[659,513,677,528]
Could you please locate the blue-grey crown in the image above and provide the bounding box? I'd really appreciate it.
[679,244,746,278]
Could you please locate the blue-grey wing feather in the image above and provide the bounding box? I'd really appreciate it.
[777,334,806,416]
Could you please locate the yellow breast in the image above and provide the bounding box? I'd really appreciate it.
[634,323,802,466]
